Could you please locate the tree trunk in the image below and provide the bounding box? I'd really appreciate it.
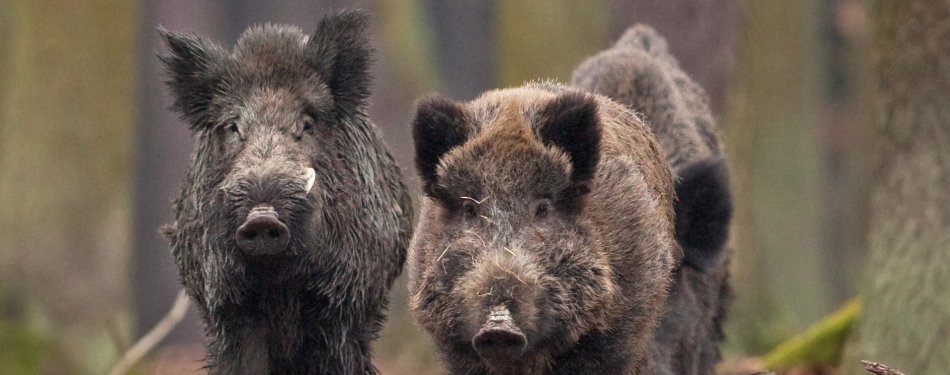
[818,0,876,311]
[843,1,950,374]
[0,1,136,373]
[423,0,496,101]
[723,0,830,353]
[365,1,443,373]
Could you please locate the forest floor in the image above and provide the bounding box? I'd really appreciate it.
[141,350,838,375]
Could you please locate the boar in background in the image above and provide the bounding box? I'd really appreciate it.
[573,24,734,375]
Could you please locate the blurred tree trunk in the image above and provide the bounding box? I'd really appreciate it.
[723,0,830,353]
[423,0,495,101]
[495,0,611,87]
[818,0,875,306]
[843,1,950,374]
[0,1,136,374]
[368,0,439,172]
[363,1,442,374]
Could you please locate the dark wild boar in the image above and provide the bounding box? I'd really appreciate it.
[572,24,734,375]
[159,10,412,375]
[408,83,678,375]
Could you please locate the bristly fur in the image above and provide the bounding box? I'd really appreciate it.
[408,83,677,375]
[159,10,412,375]
[573,24,734,375]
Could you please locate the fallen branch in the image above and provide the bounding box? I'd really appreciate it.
[862,360,906,375]
[107,289,190,375]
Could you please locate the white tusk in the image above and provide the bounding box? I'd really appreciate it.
[304,167,316,193]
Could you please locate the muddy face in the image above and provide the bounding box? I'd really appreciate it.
[164,26,345,263]
[215,101,322,259]
[162,15,416,374]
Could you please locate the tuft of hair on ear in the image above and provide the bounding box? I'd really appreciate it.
[615,24,673,62]
[158,28,225,131]
[674,156,733,272]
[537,91,602,205]
[158,223,177,245]
[412,95,472,198]
[306,9,374,119]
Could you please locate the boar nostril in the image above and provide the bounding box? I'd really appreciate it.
[236,205,290,256]
[472,327,527,360]
[473,305,526,360]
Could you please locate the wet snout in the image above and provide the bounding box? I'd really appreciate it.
[459,247,543,362]
[236,205,290,255]
[472,306,527,360]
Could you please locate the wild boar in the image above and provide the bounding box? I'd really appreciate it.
[159,10,412,374]
[408,83,678,375]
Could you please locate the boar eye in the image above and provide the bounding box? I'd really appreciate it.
[462,201,478,219]
[296,120,315,141]
[225,122,242,142]
[533,200,551,219]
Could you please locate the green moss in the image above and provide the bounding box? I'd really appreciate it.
[0,288,52,374]
[762,297,860,369]
[0,322,50,374]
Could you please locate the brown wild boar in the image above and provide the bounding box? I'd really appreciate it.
[408,82,678,375]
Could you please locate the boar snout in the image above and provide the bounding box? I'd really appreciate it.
[472,306,527,361]
[236,205,290,255]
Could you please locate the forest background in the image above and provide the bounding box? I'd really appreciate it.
[1,0,946,374]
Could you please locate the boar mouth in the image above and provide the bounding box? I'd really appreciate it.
[236,205,291,256]
[472,305,527,361]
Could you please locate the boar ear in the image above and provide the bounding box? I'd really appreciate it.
[307,10,373,118]
[159,28,225,131]
[412,96,472,197]
[674,156,733,272]
[537,92,602,196]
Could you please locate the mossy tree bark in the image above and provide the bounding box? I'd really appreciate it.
[843,1,950,374]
